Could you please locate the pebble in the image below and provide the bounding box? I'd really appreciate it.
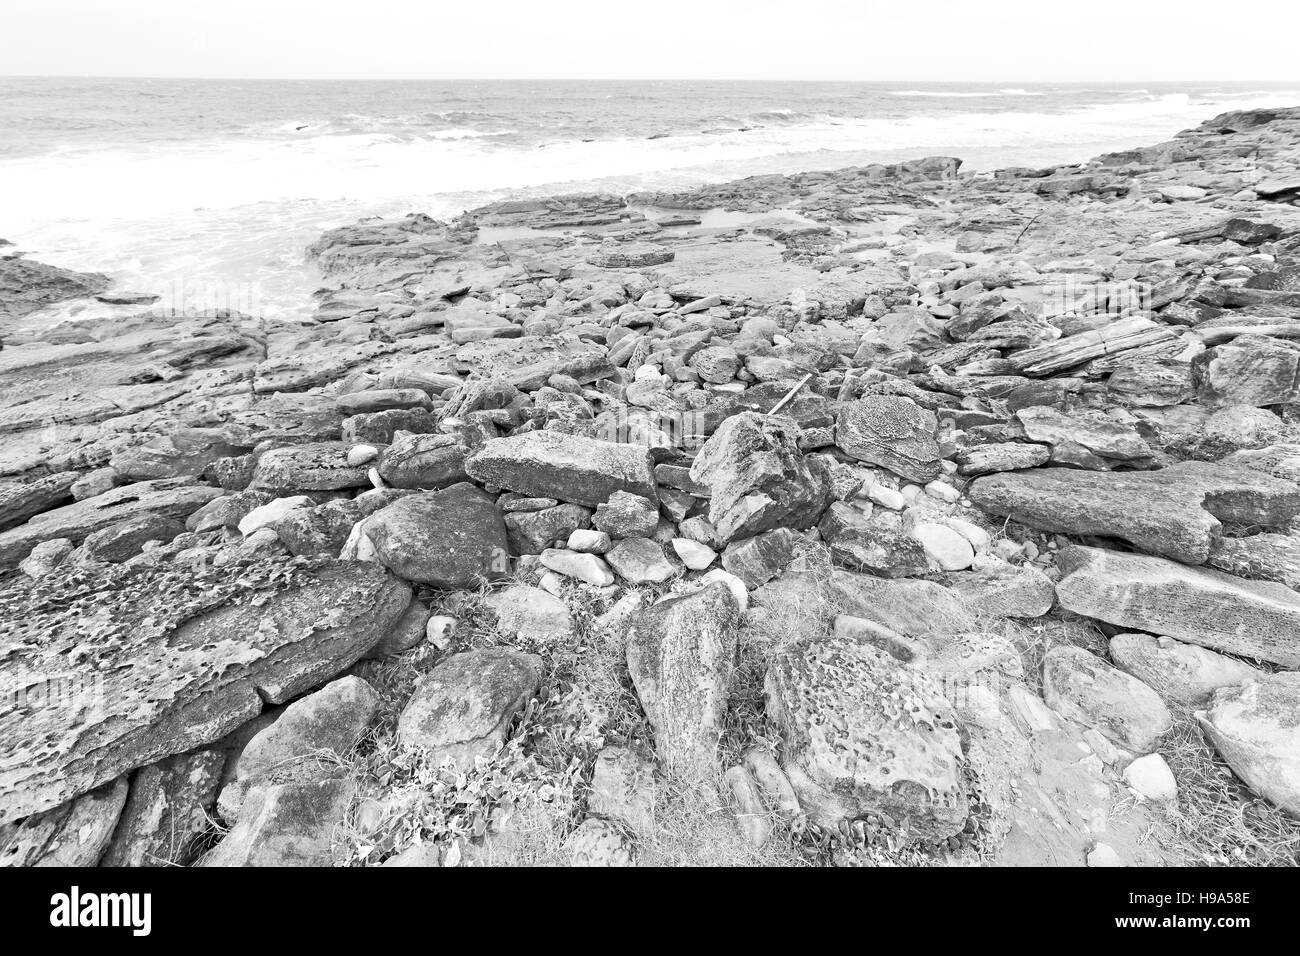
[672,538,717,570]
[1122,753,1178,802]
[346,444,379,467]
[426,615,457,650]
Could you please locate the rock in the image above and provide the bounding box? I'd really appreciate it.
[366,483,509,588]
[765,632,967,841]
[426,615,456,650]
[672,538,716,570]
[199,779,354,867]
[689,412,833,544]
[911,521,975,571]
[1197,676,1300,817]
[273,498,370,558]
[18,538,73,578]
[626,584,741,776]
[396,648,542,770]
[539,548,615,586]
[817,502,928,577]
[956,442,1050,476]
[592,491,660,539]
[81,513,184,562]
[564,818,636,866]
[0,255,109,317]
[968,462,1300,565]
[743,748,803,822]
[1107,360,1194,407]
[720,527,799,588]
[1194,335,1300,407]
[1122,754,1178,802]
[1109,632,1262,704]
[1208,532,1300,589]
[376,433,468,489]
[1087,843,1124,867]
[505,503,591,555]
[1055,545,1300,667]
[0,479,223,567]
[466,430,656,508]
[835,396,942,483]
[250,442,371,491]
[486,584,574,642]
[588,745,656,831]
[235,676,379,786]
[1041,646,1172,753]
[1015,405,1153,465]
[605,537,677,584]
[0,558,410,823]
[568,529,612,554]
[700,568,749,611]
[366,599,432,658]
[237,495,314,537]
[724,765,772,846]
[101,750,225,867]
[949,563,1055,618]
[0,777,128,866]
[0,471,79,532]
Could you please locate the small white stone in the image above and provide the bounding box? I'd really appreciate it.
[347,444,379,467]
[672,538,716,570]
[868,485,907,510]
[567,529,612,554]
[944,516,991,552]
[540,549,615,587]
[1122,753,1178,802]
[1087,843,1124,867]
[925,479,961,503]
[538,570,566,596]
[426,615,457,650]
[901,484,923,503]
[237,495,314,537]
[912,521,975,571]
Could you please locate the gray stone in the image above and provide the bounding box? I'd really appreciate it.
[1042,646,1172,753]
[366,483,509,588]
[1110,633,1262,705]
[835,396,942,483]
[466,430,657,507]
[101,750,225,867]
[1198,675,1300,818]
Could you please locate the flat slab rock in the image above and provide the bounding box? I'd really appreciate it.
[465,429,656,508]
[0,557,410,823]
[1197,674,1300,817]
[968,461,1300,565]
[1055,545,1300,667]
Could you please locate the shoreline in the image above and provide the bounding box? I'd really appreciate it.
[2,104,1300,867]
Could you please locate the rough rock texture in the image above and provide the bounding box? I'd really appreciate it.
[626,584,741,776]
[835,396,942,483]
[949,563,1055,618]
[689,412,833,544]
[969,461,1300,565]
[0,558,410,823]
[1198,676,1300,817]
[396,648,542,769]
[817,502,928,577]
[101,750,225,867]
[365,482,509,587]
[485,585,574,642]
[766,633,968,841]
[1109,633,1262,705]
[466,430,656,507]
[199,779,354,867]
[1042,645,1172,754]
[0,777,128,866]
[1055,545,1300,667]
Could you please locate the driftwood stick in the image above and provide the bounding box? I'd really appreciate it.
[768,373,813,417]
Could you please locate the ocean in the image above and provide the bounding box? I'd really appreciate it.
[3,78,1299,320]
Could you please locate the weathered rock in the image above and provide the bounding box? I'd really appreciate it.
[0,777,128,866]
[605,536,677,584]
[835,396,942,483]
[1055,545,1300,667]
[1042,646,1171,753]
[101,750,225,867]
[486,584,574,642]
[1109,632,1262,705]
[671,537,716,570]
[199,779,354,867]
[539,548,614,586]
[0,558,410,823]
[505,503,591,555]
[956,442,1050,476]
[1194,335,1300,407]
[720,527,800,588]
[250,442,371,491]
[0,255,109,317]
[765,632,968,841]
[1015,405,1153,465]
[689,412,833,544]
[376,433,468,489]
[82,513,184,562]
[626,584,741,776]
[969,462,1300,565]
[911,521,975,571]
[592,491,660,539]
[1207,532,1300,589]
[366,483,509,587]
[724,765,772,846]
[949,563,1055,618]
[564,817,636,866]
[366,598,431,659]
[466,430,656,508]
[0,471,79,531]
[588,745,656,832]
[1197,675,1300,817]
[0,479,223,566]
[396,648,542,769]
[1122,754,1178,802]
[817,502,927,577]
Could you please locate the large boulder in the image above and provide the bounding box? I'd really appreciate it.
[396,648,542,769]
[465,430,656,507]
[689,412,833,544]
[366,482,509,587]
[626,584,741,776]
[835,396,942,483]
[969,462,1300,565]
[1197,675,1300,817]
[765,632,968,841]
[1055,545,1300,667]
[0,558,410,823]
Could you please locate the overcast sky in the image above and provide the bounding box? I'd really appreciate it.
[4,0,1298,81]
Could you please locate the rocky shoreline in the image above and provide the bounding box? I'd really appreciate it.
[3,106,1300,867]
